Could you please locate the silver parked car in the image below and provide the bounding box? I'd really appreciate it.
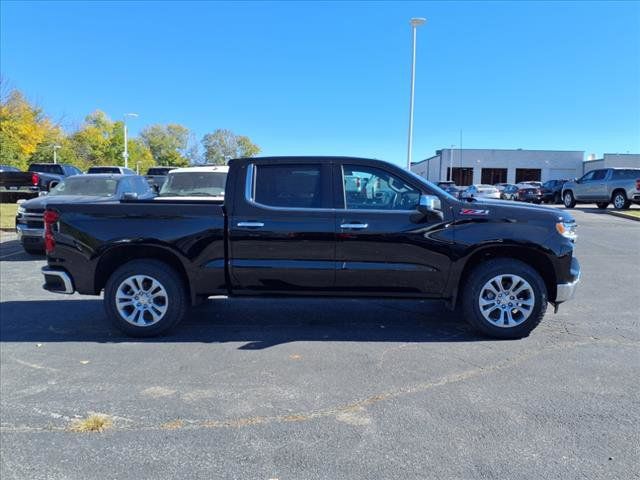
[460,184,501,200]
[562,168,640,210]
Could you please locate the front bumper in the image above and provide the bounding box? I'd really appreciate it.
[555,257,581,303]
[42,267,75,294]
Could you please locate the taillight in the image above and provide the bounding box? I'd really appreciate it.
[31,173,39,186]
[44,210,59,254]
[636,179,640,191]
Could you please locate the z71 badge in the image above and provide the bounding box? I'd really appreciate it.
[459,208,490,216]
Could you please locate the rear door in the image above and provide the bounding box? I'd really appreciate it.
[228,160,336,293]
[333,161,453,296]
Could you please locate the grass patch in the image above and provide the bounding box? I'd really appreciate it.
[0,203,17,229]
[69,414,113,433]
[621,210,640,218]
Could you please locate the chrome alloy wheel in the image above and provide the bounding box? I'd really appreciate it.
[613,193,625,209]
[116,275,169,327]
[478,274,535,328]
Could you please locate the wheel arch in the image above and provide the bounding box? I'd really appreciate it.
[451,245,557,308]
[94,244,194,304]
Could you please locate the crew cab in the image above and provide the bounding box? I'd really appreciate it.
[562,168,640,210]
[41,156,581,339]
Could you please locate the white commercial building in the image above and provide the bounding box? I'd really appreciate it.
[411,148,584,186]
[582,153,640,172]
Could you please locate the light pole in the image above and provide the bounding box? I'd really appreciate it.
[52,144,61,164]
[449,145,455,181]
[406,17,426,170]
[123,113,139,168]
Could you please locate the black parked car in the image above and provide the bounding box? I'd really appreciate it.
[42,156,580,340]
[541,179,568,204]
[516,183,544,204]
[145,166,177,191]
[16,174,155,254]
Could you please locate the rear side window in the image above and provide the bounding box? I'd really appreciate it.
[29,164,63,174]
[254,164,324,209]
[612,169,640,180]
[88,167,120,174]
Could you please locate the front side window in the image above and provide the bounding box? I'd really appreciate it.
[580,171,595,182]
[254,164,323,208]
[342,165,420,211]
[591,170,607,181]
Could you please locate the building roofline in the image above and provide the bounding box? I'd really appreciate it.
[435,147,585,154]
[411,154,440,166]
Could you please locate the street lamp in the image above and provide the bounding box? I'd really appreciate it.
[449,145,456,181]
[123,113,139,168]
[406,17,426,170]
[52,144,61,164]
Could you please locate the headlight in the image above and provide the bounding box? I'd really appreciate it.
[17,206,26,215]
[556,221,577,241]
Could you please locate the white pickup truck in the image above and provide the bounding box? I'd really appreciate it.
[562,168,640,210]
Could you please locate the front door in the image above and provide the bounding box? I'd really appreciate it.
[228,161,336,293]
[333,162,453,296]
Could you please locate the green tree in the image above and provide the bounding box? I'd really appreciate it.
[201,129,261,165]
[139,124,190,167]
[0,89,60,169]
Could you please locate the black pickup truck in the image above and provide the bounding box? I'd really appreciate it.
[41,156,581,339]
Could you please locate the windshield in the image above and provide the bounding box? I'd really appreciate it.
[49,177,119,197]
[159,171,227,197]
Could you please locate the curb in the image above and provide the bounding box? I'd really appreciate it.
[608,211,640,222]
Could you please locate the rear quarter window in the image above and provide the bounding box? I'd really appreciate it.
[612,169,640,180]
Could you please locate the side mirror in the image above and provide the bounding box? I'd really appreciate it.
[415,194,444,221]
[121,192,138,201]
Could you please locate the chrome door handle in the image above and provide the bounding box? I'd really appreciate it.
[237,222,264,228]
[340,223,368,229]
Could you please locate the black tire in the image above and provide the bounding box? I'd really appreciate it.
[563,191,576,208]
[462,258,547,339]
[596,202,609,209]
[104,259,188,337]
[47,181,58,191]
[612,190,631,210]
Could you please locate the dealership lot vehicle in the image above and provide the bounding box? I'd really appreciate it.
[516,184,544,203]
[459,184,501,199]
[541,179,568,204]
[155,165,229,201]
[86,166,136,175]
[15,174,156,254]
[42,157,579,339]
[0,207,637,480]
[499,183,519,200]
[145,166,177,191]
[0,165,40,203]
[28,163,83,192]
[562,167,640,210]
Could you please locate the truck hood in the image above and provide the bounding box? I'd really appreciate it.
[457,198,575,223]
[20,195,117,210]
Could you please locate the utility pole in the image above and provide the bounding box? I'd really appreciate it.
[406,17,426,170]
[123,113,139,168]
[52,144,61,164]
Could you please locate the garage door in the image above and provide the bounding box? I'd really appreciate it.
[549,168,577,181]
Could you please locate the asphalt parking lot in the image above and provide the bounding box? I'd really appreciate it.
[1,206,638,480]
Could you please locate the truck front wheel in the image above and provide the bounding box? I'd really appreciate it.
[104,259,188,337]
[563,191,576,208]
[462,259,547,339]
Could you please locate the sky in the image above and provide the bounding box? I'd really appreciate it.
[1,0,639,166]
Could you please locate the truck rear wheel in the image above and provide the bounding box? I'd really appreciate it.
[612,191,630,210]
[462,258,547,339]
[104,259,188,337]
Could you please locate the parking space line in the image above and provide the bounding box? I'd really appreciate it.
[0,249,25,260]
